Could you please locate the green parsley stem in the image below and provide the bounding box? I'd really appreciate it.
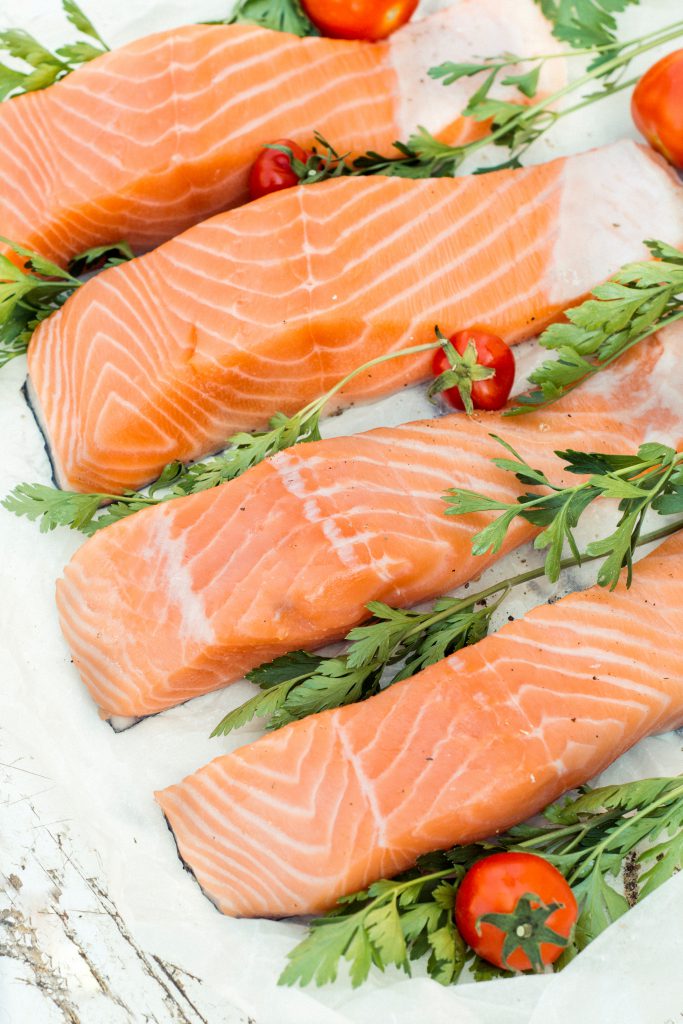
[296,340,444,422]
[514,819,595,850]
[415,516,683,634]
[557,74,639,119]
[358,867,458,912]
[473,20,683,71]
[458,20,683,161]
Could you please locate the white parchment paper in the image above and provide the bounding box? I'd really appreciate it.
[1,2,682,1022]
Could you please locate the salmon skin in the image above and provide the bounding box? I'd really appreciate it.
[156,529,683,919]
[0,0,564,266]
[28,140,683,495]
[55,326,683,720]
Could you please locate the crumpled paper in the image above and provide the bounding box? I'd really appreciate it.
[1,1,682,1021]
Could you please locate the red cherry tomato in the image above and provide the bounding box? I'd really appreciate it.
[631,49,683,170]
[455,852,578,972]
[249,139,309,201]
[432,329,515,412]
[301,0,419,41]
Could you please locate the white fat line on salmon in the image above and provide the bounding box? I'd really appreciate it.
[149,513,214,645]
[270,452,362,573]
[361,172,555,322]
[270,451,454,572]
[161,794,302,907]
[333,718,389,850]
[194,772,351,879]
[57,576,142,710]
[497,622,676,677]
[270,441,508,504]
[220,71,382,149]
[549,145,683,305]
[316,173,542,323]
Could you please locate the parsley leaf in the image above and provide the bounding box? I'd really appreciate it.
[280,865,468,989]
[224,0,319,36]
[2,482,159,535]
[445,439,683,589]
[0,239,80,368]
[62,0,109,49]
[211,594,502,737]
[0,1,108,100]
[66,240,134,276]
[508,241,683,415]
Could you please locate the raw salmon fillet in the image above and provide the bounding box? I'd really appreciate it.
[55,325,683,719]
[156,529,683,918]
[0,0,563,265]
[28,140,683,494]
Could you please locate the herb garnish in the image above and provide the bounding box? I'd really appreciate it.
[211,593,502,737]
[508,241,683,415]
[292,19,683,180]
[280,774,683,988]
[0,239,133,368]
[212,518,682,736]
[66,240,134,277]
[0,1,108,100]
[445,439,683,590]
[0,241,80,369]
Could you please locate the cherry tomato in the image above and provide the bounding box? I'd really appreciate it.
[249,139,309,201]
[455,852,578,972]
[301,0,419,41]
[432,329,515,412]
[631,49,683,170]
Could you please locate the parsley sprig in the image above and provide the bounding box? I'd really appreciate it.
[508,241,683,415]
[0,238,133,368]
[0,1,108,100]
[280,774,683,988]
[293,19,683,181]
[267,135,348,186]
[212,518,681,737]
[445,439,683,590]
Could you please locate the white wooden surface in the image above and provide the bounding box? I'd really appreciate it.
[2,2,683,1022]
